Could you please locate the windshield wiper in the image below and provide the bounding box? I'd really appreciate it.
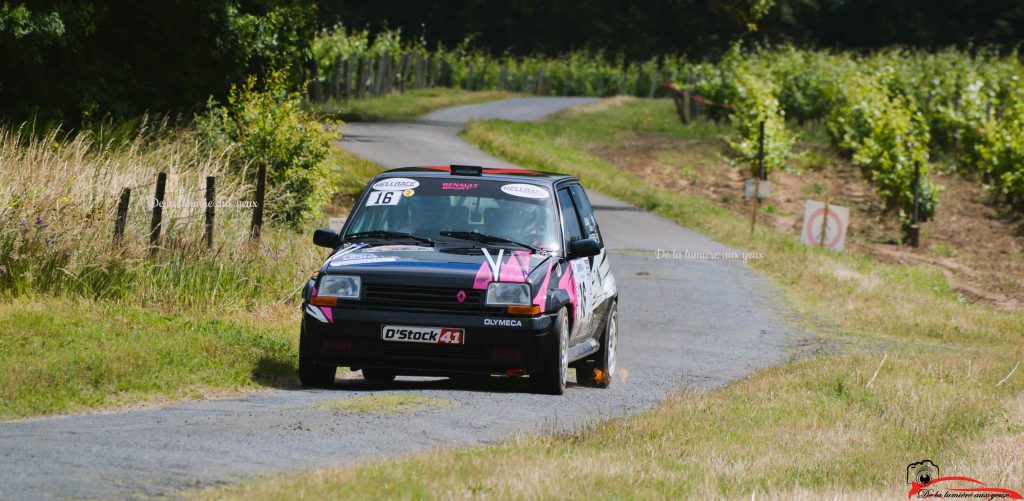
[439,231,537,252]
[345,230,435,245]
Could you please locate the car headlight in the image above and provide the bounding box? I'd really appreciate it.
[318,275,361,299]
[485,282,532,306]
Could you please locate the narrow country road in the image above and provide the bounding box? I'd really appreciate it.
[0,97,808,500]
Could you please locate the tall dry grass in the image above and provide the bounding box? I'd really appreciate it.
[0,123,322,311]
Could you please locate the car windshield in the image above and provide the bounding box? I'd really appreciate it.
[344,177,561,253]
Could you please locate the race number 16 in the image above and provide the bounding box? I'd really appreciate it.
[366,190,402,206]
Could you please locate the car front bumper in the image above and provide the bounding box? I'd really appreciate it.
[302,305,556,376]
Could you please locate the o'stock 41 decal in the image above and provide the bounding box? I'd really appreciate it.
[501,183,550,199]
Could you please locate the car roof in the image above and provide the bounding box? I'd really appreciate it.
[375,165,579,186]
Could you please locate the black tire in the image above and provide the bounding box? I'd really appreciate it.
[530,307,569,395]
[298,328,336,388]
[362,368,396,382]
[578,302,617,388]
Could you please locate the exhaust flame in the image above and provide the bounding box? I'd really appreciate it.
[593,368,609,384]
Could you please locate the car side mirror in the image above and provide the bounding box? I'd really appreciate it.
[313,228,340,248]
[568,238,601,259]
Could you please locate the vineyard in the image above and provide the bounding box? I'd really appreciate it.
[312,27,1024,226]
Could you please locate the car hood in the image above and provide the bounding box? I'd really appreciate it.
[321,243,553,289]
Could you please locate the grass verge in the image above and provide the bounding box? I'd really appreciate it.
[197,98,1024,499]
[311,88,520,122]
[0,298,297,419]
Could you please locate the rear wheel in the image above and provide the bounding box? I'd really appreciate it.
[579,302,617,388]
[299,328,336,388]
[530,308,569,395]
[362,368,396,382]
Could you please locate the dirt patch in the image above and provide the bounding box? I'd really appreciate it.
[592,133,1024,310]
[561,96,637,117]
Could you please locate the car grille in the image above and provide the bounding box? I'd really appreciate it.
[362,284,485,311]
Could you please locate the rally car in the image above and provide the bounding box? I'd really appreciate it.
[299,165,618,394]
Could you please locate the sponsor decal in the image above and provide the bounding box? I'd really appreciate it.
[305,304,329,323]
[403,189,415,197]
[501,183,550,199]
[381,325,465,345]
[362,245,434,252]
[474,249,530,289]
[484,318,523,327]
[371,177,420,191]
[442,182,479,191]
[907,460,1022,499]
[365,190,402,206]
[330,254,399,266]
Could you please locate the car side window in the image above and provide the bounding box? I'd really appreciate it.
[557,188,584,247]
[569,184,601,244]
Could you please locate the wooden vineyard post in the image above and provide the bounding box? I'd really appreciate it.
[909,160,921,247]
[820,192,830,248]
[750,120,766,236]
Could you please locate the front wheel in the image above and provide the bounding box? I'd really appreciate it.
[299,328,336,388]
[530,308,569,395]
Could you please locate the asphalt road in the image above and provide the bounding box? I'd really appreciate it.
[0,97,808,500]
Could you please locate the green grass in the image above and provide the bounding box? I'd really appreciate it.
[197,98,1024,499]
[311,88,520,122]
[0,298,297,419]
[316,395,456,414]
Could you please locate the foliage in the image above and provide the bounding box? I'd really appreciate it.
[825,74,937,223]
[0,1,317,124]
[198,72,336,225]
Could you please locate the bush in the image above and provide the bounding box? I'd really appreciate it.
[726,69,796,177]
[199,71,336,225]
[826,74,937,223]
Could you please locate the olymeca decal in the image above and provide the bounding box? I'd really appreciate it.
[907,460,1022,499]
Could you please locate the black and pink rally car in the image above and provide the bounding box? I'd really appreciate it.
[299,165,618,394]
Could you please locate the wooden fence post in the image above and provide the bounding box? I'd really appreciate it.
[342,58,351,100]
[149,172,166,253]
[250,164,266,240]
[374,57,386,96]
[356,57,366,99]
[331,55,341,99]
[113,187,131,244]
[204,176,215,250]
[398,52,412,93]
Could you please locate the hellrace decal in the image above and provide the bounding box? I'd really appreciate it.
[371,177,420,191]
[500,183,550,199]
